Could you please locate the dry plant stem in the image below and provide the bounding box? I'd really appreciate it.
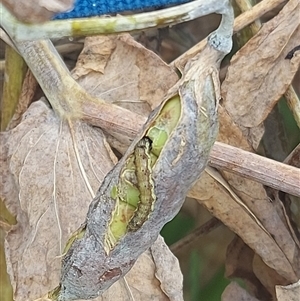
[170,217,222,254]
[110,132,300,198]
[5,38,144,139]
[284,85,300,128]
[233,0,287,32]
[234,0,261,34]
[9,39,81,117]
[210,142,300,198]
[80,101,145,140]
[0,0,231,41]
[172,0,287,69]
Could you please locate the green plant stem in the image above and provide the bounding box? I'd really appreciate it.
[1,45,27,130]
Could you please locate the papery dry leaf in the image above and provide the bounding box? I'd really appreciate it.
[0,32,185,300]
[72,36,117,77]
[150,236,183,301]
[276,279,300,301]
[222,0,300,128]
[190,169,298,282]
[222,282,261,301]
[189,106,300,283]
[2,0,73,22]
[218,170,300,276]
[72,34,179,116]
[101,237,183,301]
[252,254,290,299]
[2,99,116,300]
[216,104,300,280]
[217,105,253,151]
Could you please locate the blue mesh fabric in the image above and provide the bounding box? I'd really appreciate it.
[54,0,191,19]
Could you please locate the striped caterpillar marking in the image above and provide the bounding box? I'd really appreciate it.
[128,137,156,231]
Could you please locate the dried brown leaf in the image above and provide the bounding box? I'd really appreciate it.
[190,168,298,282]
[1,33,184,300]
[101,237,183,301]
[222,0,300,128]
[252,254,290,298]
[150,236,183,301]
[276,279,300,301]
[189,106,300,282]
[72,34,179,116]
[2,0,73,22]
[2,99,116,300]
[72,36,117,77]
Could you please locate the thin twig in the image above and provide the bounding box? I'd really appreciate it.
[209,142,300,197]
[170,217,222,253]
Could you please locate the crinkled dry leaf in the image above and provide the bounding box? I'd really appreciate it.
[1,32,185,300]
[101,237,183,301]
[72,36,116,77]
[150,236,183,301]
[189,106,300,283]
[1,99,182,301]
[190,169,298,282]
[252,254,290,299]
[222,0,300,128]
[222,282,261,301]
[72,34,179,115]
[276,279,300,301]
[2,99,117,300]
[2,0,73,22]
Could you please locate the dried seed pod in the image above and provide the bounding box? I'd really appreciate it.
[55,7,233,298]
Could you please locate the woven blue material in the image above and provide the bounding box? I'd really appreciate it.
[54,0,191,19]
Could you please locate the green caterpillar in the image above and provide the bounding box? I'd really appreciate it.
[128,137,156,231]
[107,96,180,244]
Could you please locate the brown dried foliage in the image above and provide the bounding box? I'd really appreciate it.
[0,0,300,300]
